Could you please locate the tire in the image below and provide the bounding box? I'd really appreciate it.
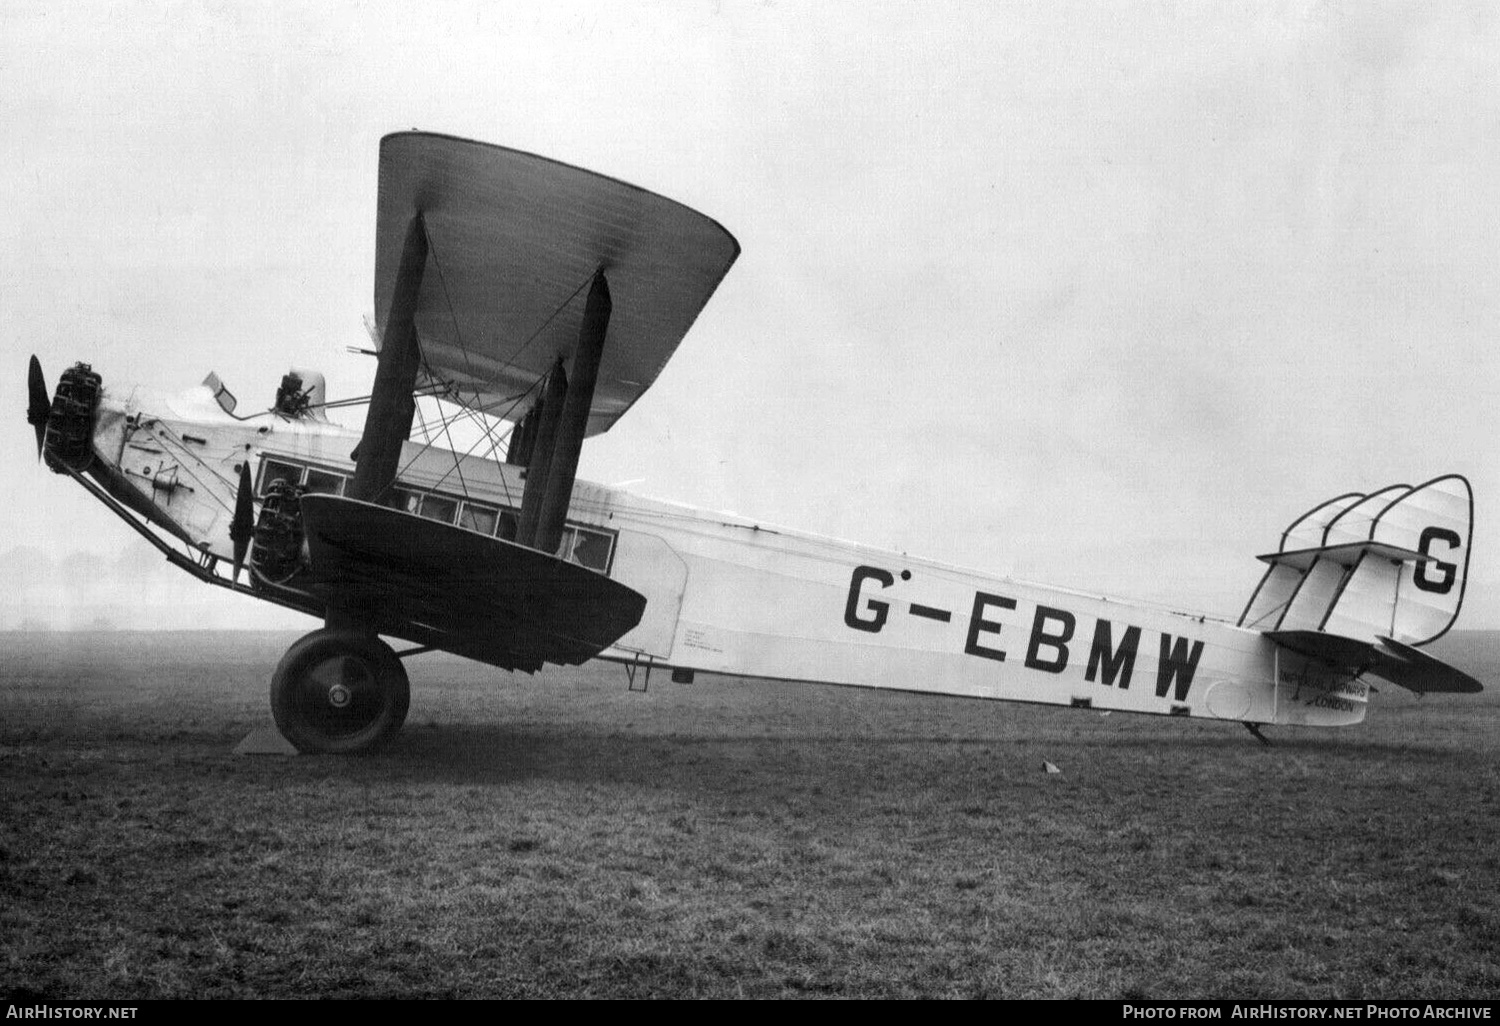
[270,629,410,754]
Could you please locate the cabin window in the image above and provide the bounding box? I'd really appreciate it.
[259,459,302,495]
[459,502,499,535]
[496,509,520,542]
[418,494,458,524]
[304,468,345,495]
[564,526,614,572]
[391,489,420,515]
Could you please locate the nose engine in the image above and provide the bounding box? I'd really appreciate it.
[29,357,102,474]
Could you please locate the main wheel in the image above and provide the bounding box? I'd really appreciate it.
[270,629,410,754]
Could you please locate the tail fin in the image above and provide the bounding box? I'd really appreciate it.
[1240,475,1472,645]
[1369,475,1471,644]
[1242,475,1479,697]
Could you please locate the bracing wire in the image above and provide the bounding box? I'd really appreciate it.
[422,223,478,385]
[365,215,599,511]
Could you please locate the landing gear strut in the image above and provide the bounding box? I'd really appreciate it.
[270,629,410,754]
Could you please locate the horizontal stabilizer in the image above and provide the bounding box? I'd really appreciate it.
[1266,630,1482,695]
[298,495,646,670]
[1257,541,1435,571]
[1372,636,1484,694]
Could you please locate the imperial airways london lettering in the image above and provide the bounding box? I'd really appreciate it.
[842,565,1205,701]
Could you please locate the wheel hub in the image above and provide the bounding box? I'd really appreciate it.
[327,682,353,708]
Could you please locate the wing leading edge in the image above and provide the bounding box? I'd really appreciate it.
[375,132,741,435]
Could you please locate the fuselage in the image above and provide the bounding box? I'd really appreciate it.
[77,375,1369,729]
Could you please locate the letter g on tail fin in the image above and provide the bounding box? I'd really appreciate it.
[1366,474,1472,645]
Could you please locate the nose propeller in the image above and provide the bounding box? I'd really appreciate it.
[27,355,49,459]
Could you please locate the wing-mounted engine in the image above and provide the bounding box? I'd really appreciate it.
[249,480,308,586]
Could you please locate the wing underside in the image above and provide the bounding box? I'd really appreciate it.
[298,495,647,671]
[375,132,741,435]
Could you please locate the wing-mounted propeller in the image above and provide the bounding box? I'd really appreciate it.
[27,355,50,458]
[230,461,256,582]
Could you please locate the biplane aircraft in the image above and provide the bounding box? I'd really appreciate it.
[26,132,1483,753]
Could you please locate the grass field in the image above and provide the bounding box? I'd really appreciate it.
[2,629,1498,999]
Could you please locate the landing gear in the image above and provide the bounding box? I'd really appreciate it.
[270,629,410,754]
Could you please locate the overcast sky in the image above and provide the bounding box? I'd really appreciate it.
[2,1,1496,631]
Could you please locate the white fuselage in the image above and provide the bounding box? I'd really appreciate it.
[87,379,1369,729]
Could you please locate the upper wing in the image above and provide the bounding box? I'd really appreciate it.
[375,132,741,435]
